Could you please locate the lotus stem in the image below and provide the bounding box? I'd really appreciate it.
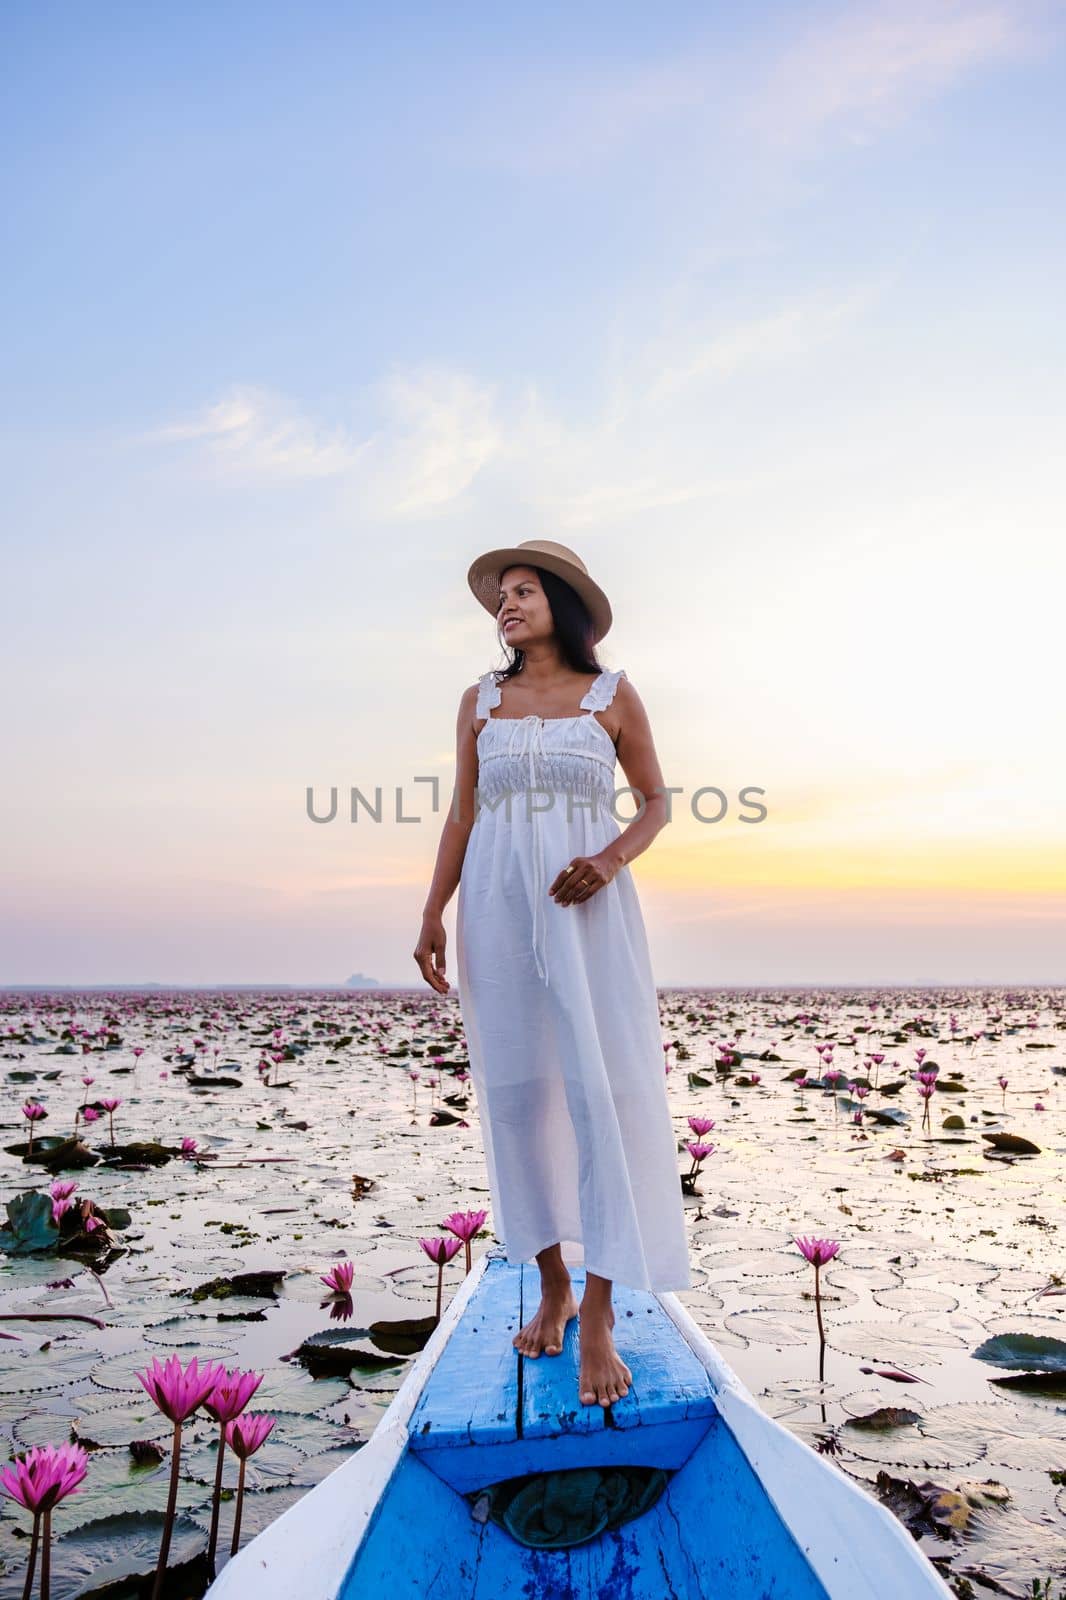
[230,1456,247,1556]
[206,1422,227,1570]
[40,1508,51,1600]
[150,1420,183,1600]
[21,1512,40,1600]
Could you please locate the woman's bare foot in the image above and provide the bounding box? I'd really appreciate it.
[513,1274,579,1357]
[578,1302,633,1406]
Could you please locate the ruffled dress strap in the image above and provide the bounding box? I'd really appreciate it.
[581,666,628,713]
[475,671,503,721]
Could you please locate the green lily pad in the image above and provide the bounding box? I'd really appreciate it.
[0,1191,60,1255]
[981,1132,1041,1155]
[973,1333,1066,1373]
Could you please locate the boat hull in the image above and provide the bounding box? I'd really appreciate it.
[206,1248,954,1600]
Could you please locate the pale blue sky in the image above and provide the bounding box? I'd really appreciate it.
[3,2,1064,985]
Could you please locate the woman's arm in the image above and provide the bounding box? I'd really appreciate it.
[550,676,671,906]
[413,683,480,992]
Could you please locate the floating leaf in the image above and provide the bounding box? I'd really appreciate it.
[0,1190,60,1255]
[981,1132,1041,1155]
[845,1406,922,1431]
[990,1372,1066,1395]
[972,1333,1066,1373]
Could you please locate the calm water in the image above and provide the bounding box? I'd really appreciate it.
[1,986,1064,1596]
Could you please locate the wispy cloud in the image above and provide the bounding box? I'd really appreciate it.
[140,370,504,514]
[429,2,1048,179]
[748,0,1047,148]
[139,262,889,527]
[641,270,896,406]
[360,368,504,516]
[145,385,365,479]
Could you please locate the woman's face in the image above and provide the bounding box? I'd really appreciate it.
[497,565,552,646]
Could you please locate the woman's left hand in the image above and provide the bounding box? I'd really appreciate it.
[549,851,621,906]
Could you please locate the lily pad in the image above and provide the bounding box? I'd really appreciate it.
[0,1191,60,1255]
[845,1406,923,1431]
[972,1333,1066,1373]
[981,1132,1041,1155]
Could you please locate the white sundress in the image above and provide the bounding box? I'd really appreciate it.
[454,665,692,1294]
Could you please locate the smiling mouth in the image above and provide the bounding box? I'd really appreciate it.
[503,618,522,628]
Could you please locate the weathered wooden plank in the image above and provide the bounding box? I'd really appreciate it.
[520,1265,718,1442]
[408,1253,522,1450]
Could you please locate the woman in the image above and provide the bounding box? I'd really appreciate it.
[414,539,691,1409]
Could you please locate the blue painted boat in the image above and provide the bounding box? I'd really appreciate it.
[206,1247,954,1599]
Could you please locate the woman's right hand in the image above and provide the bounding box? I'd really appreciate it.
[414,912,450,994]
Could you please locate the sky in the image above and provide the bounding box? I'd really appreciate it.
[2,1,1064,987]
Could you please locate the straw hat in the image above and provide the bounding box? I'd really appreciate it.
[466,539,613,643]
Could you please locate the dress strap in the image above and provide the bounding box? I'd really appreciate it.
[581,667,627,713]
[475,671,503,721]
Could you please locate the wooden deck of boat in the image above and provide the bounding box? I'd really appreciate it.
[408,1254,721,1488]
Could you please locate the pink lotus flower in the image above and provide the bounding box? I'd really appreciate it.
[420,1235,463,1320]
[202,1364,265,1567]
[22,1101,46,1121]
[51,1197,74,1226]
[204,1366,263,1424]
[136,1350,232,1595]
[224,1412,276,1459]
[685,1141,715,1162]
[749,1072,761,1084]
[82,1106,101,1123]
[419,1235,463,1266]
[135,1353,229,1424]
[1,1440,89,1598]
[180,1136,198,1154]
[84,1214,103,1232]
[795,1234,839,1377]
[224,1411,278,1557]
[441,1208,487,1274]
[794,1236,840,1267]
[687,1115,715,1136]
[320,1260,355,1294]
[49,1180,77,1202]
[0,1440,88,1512]
[441,1209,487,1242]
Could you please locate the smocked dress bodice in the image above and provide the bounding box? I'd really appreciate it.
[473,666,627,812]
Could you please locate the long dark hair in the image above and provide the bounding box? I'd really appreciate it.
[491,563,604,686]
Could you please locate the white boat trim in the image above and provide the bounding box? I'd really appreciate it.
[205,1250,493,1599]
